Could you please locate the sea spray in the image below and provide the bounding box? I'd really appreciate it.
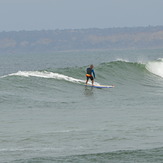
[145,59,163,78]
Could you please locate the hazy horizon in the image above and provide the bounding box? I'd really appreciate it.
[0,0,163,32]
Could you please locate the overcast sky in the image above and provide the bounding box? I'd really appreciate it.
[0,0,163,31]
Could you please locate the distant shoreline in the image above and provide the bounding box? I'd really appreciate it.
[1,26,163,54]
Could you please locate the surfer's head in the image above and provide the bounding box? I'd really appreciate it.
[90,64,94,69]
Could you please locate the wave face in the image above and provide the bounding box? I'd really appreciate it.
[1,59,163,89]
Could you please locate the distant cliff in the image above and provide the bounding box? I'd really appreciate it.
[1,26,163,54]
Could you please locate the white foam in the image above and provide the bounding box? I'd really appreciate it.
[115,58,129,62]
[157,58,163,62]
[4,71,100,85]
[145,59,163,78]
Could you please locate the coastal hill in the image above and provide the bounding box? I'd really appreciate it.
[0,26,163,54]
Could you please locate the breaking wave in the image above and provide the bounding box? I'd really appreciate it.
[145,58,163,78]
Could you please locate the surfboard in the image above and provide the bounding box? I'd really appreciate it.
[84,84,114,88]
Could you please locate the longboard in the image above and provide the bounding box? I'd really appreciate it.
[84,84,114,88]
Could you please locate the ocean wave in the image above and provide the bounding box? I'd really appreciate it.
[2,71,100,85]
[8,147,163,163]
[97,59,163,80]
[115,58,130,62]
[145,59,163,78]
[1,59,162,87]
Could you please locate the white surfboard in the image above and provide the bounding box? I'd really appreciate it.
[84,84,114,88]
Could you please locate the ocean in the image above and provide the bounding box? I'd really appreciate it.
[0,49,163,163]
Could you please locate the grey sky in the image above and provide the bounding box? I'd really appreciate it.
[0,0,163,31]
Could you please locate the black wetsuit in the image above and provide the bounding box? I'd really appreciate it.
[86,68,95,80]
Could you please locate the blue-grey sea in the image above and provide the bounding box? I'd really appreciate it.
[0,49,163,163]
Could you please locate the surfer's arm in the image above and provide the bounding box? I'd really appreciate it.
[92,69,95,78]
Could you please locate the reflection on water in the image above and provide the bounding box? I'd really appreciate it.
[84,86,94,96]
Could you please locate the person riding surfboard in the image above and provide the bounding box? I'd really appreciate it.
[85,64,95,85]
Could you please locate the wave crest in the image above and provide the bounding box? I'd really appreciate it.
[3,71,100,85]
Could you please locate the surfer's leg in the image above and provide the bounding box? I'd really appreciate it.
[86,77,89,84]
[90,77,94,85]
[92,79,94,85]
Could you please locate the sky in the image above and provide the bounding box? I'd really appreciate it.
[0,0,163,31]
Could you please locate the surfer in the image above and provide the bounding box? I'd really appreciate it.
[86,64,96,85]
